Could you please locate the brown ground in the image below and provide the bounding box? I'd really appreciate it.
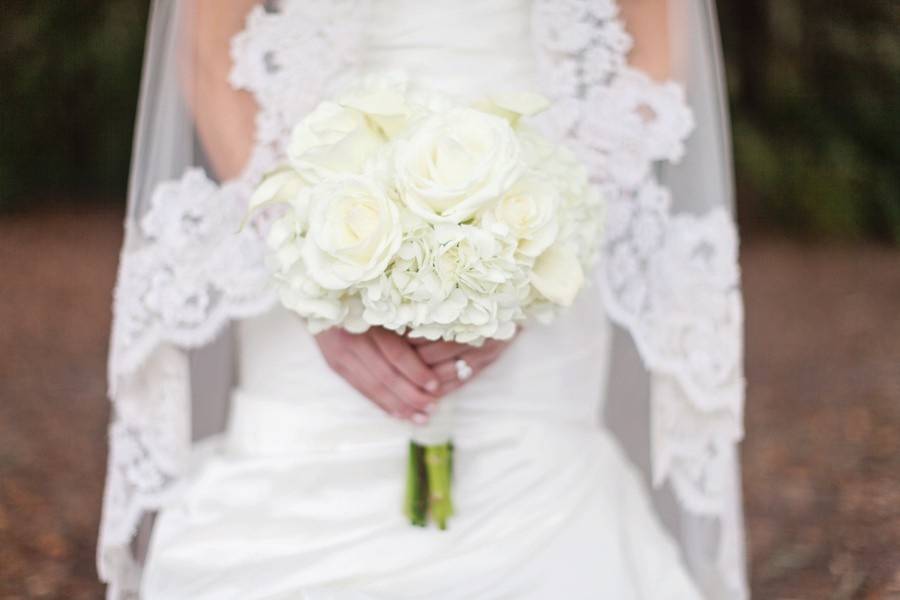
[0,206,898,599]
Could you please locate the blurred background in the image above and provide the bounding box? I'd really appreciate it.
[0,1,898,598]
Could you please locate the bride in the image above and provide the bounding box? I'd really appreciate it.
[98,1,747,598]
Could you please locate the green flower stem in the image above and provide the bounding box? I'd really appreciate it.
[404,440,455,529]
[448,442,454,483]
[424,443,454,530]
[404,441,428,527]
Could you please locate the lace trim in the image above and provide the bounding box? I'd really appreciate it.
[531,1,746,596]
[531,0,744,516]
[110,0,372,385]
[109,171,276,388]
[98,345,189,597]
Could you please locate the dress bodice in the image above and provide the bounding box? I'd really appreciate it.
[363,0,538,96]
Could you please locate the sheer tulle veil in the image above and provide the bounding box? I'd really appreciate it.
[100,1,747,598]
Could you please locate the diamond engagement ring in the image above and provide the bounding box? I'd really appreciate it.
[454,358,473,381]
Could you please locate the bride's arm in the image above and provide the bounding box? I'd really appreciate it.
[183,0,259,181]
[619,0,673,80]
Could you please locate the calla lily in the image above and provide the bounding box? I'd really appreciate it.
[530,244,584,306]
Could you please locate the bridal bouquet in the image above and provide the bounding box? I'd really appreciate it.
[248,74,605,529]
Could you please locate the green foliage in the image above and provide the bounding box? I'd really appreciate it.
[0,1,897,242]
[0,1,149,208]
[719,0,900,242]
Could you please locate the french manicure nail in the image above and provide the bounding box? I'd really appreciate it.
[425,380,439,393]
[412,413,429,425]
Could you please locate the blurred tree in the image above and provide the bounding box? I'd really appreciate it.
[0,1,149,208]
[719,0,900,242]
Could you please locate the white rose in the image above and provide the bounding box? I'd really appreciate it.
[288,101,384,182]
[303,176,402,290]
[482,176,560,259]
[393,108,523,223]
[529,243,585,307]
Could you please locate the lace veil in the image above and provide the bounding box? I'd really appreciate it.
[100,1,746,598]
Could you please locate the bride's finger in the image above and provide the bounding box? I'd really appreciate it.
[370,328,441,393]
[417,340,473,365]
[433,362,464,384]
[351,335,437,418]
[423,337,509,368]
[432,341,507,384]
[332,348,419,421]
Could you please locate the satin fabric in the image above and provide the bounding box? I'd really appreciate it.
[363,0,538,97]
[142,1,703,597]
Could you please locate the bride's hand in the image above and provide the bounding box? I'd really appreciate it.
[412,336,515,394]
[315,328,442,423]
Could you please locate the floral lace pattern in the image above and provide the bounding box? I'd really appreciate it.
[531,0,745,596]
[98,345,190,599]
[108,0,372,384]
[109,170,275,385]
[531,0,743,508]
[101,0,745,597]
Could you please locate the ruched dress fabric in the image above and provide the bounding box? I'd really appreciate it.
[141,1,704,598]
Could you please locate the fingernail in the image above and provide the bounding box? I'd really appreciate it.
[424,403,438,414]
[425,380,439,393]
[412,413,429,425]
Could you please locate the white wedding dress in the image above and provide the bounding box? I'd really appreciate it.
[140,1,704,598]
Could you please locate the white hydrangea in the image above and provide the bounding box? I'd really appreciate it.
[361,223,527,343]
[264,207,352,334]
